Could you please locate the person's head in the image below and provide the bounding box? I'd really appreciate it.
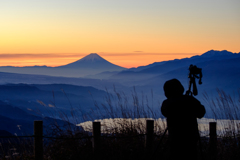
[163,79,184,98]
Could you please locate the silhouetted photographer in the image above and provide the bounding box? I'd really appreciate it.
[161,77,206,160]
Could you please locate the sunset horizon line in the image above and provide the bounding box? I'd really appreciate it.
[0,50,238,68]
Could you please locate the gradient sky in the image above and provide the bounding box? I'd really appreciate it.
[1,0,239,68]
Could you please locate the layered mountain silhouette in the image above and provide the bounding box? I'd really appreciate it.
[0,53,126,77]
[0,50,239,120]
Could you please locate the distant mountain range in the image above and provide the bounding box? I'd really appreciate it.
[103,50,240,84]
[128,50,240,72]
[0,50,240,121]
[117,50,240,75]
[0,53,126,77]
[0,50,239,90]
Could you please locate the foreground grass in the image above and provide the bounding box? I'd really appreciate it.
[1,89,240,160]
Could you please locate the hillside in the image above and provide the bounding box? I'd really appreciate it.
[0,84,110,121]
[0,100,81,135]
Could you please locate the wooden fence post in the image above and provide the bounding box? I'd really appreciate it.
[209,122,217,160]
[34,121,43,160]
[92,122,101,154]
[145,120,154,154]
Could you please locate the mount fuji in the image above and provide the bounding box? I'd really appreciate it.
[59,53,125,70]
[0,53,126,77]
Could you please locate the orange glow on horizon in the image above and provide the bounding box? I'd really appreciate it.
[0,53,200,68]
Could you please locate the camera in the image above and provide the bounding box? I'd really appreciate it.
[188,64,202,85]
[186,64,202,96]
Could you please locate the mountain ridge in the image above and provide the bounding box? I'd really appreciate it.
[98,50,240,86]
[116,50,240,75]
[125,50,239,72]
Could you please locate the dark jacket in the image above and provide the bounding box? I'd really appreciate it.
[161,95,206,140]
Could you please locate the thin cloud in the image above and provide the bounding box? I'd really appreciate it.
[98,53,198,56]
[0,53,86,59]
[0,53,198,59]
[0,52,200,68]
